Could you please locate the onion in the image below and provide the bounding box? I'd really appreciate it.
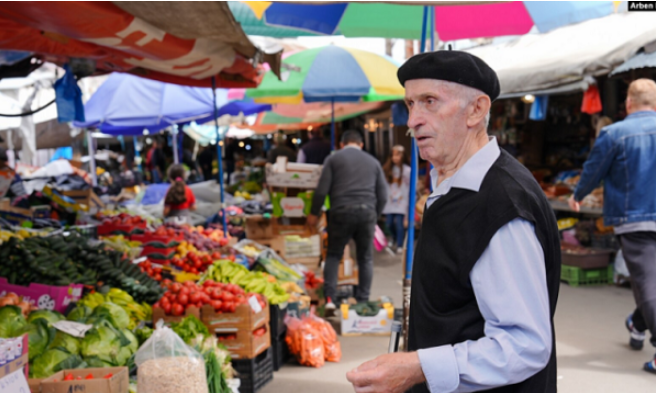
[3,292,19,305]
[16,301,31,317]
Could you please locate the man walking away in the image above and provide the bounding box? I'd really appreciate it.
[267,133,297,164]
[298,128,331,164]
[570,78,656,375]
[306,130,388,309]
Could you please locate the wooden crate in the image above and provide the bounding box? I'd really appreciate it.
[201,299,270,331]
[217,326,271,360]
[62,189,104,210]
[152,306,201,325]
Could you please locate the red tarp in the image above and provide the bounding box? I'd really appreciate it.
[0,2,264,87]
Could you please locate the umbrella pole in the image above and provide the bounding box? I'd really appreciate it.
[171,127,179,164]
[212,76,228,238]
[402,4,429,351]
[86,129,97,187]
[134,137,142,173]
[330,98,336,151]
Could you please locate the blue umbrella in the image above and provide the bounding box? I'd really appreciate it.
[75,73,231,136]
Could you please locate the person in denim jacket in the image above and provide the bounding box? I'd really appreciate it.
[569,79,656,375]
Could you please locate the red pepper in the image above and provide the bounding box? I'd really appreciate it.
[85,373,94,380]
[64,373,74,381]
[104,373,114,379]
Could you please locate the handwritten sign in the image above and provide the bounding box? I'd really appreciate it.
[248,295,263,314]
[0,369,29,393]
[280,197,305,217]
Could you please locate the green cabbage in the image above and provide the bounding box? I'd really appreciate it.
[115,329,139,366]
[135,326,154,346]
[66,305,92,323]
[48,331,81,356]
[82,356,114,368]
[81,325,121,365]
[0,306,27,338]
[27,310,64,326]
[87,302,130,330]
[17,319,52,361]
[30,349,84,379]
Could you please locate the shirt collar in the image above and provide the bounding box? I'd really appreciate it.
[430,137,501,196]
[343,145,362,150]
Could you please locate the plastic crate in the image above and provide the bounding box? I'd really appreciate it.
[561,264,613,287]
[591,233,620,251]
[269,304,287,339]
[232,348,273,393]
[271,333,290,372]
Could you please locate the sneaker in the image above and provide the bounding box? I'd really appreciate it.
[644,355,656,375]
[385,246,395,256]
[325,300,336,311]
[396,247,404,255]
[626,315,646,350]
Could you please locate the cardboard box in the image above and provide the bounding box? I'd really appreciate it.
[29,378,43,393]
[284,234,321,259]
[62,189,104,210]
[0,353,28,379]
[338,254,359,286]
[218,326,271,360]
[244,215,275,240]
[0,278,83,314]
[41,367,128,393]
[202,298,269,332]
[255,237,286,259]
[152,305,201,325]
[286,256,321,273]
[340,303,395,336]
[265,163,322,189]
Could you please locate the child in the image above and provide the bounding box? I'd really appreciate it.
[382,145,411,254]
[163,164,196,218]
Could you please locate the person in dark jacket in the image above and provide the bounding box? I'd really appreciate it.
[267,133,296,163]
[297,128,331,164]
[347,51,560,393]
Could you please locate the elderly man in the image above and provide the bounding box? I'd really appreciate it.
[347,51,561,393]
[570,79,656,375]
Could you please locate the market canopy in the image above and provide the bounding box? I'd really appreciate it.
[75,73,272,136]
[0,2,282,87]
[609,48,656,77]
[466,12,656,97]
[233,1,619,41]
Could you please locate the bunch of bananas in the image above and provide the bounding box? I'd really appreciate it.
[200,260,290,305]
[0,228,43,242]
[79,288,153,329]
[280,281,304,294]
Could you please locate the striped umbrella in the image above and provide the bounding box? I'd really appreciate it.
[236,1,621,41]
[246,46,403,148]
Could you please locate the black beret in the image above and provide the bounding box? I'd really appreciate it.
[397,50,500,101]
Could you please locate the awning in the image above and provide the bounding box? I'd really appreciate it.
[466,12,656,97]
[0,2,281,87]
[610,50,656,76]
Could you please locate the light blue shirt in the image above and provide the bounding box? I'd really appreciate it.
[418,137,552,393]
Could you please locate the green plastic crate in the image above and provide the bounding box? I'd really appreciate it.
[561,264,613,287]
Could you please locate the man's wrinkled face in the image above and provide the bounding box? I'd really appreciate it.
[404,79,469,166]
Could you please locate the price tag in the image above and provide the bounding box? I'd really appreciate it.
[132,257,148,265]
[0,369,29,393]
[248,296,263,314]
[53,321,93,338]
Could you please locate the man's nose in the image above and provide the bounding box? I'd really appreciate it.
[407,109,424,131]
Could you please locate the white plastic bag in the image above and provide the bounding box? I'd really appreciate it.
[136,321,208,393]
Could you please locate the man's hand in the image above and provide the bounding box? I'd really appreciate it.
[568,195,581,212]
[346,352,425,393]
[306,214,318,230]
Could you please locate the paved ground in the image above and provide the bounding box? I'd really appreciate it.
[261,251,655,393]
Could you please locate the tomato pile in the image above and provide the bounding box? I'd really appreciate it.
[139,260,163,281]
[169,251,223,275]
[154,280,267,316]
[99,213,147,227]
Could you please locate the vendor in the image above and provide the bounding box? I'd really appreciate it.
[0,148,26,198]
[347,51,561,393]
[163,164,196,218]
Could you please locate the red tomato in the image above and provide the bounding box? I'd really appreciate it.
[160,297,171,307]
[189,292,201,304]
[195,301,203,308]
[179,287,190,296]
[64,373,74,381]
[153,302,161,309]
[177,293,189,306]
[203,279,215,287]
[223,292,234,301]
[209,289,221,300]
[211,300,223,311]
[85,373,94,380]
[162,303,172,315]
[154,274,162,281]
[170,283,182,294]
[171,303,184,316]
[191,268,199,274]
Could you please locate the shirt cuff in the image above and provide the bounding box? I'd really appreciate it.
[417,345,459,393]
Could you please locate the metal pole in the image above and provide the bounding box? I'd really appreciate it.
[133,137,142,173]
[330,98,336,151]
[212,76,228,238]
[402,4,428,351]
[171,127,179,164]
[86,130,97,186]
[430,6,435,52]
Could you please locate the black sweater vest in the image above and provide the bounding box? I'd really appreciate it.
[408,150,561,393]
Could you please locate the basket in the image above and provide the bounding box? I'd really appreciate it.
[232,348,273,393]
[269,304,287,339]
[561,264,613,287]
[271,334,290,372]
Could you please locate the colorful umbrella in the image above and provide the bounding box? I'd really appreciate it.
[236,1,620,41]
[246,46,403,104]
[246,45,402,148]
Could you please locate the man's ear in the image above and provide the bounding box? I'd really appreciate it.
[466,95,492,128]
[340,142,345,149]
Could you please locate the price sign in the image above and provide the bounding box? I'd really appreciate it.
[0,369,29,393]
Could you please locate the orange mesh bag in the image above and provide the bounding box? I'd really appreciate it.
[285,316,325,368]
[305,314,341,362]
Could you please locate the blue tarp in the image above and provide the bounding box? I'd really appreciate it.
[74,73,270,136]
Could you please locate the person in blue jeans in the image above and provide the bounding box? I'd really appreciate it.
[382,145,411,254]
[570,78,656,375]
